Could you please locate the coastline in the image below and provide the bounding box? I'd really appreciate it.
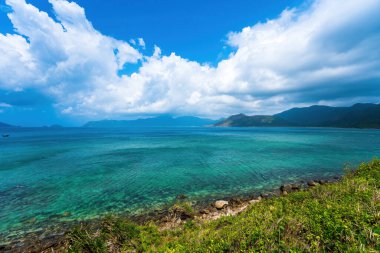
[0,174,342,253]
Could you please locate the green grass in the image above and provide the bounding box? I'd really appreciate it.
[65,160,380,252]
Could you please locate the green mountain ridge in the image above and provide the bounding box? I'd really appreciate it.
[216,114,290,127]
[216,103,380,128]
[84,115,216,128]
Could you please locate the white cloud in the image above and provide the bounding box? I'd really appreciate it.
[223,0,380,97]
[0,102,12,113]
[138,38,145,48]
[0,0,379,119]
[1,0,141,92]
[0,103,12,108]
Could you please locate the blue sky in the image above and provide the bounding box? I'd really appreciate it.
[1,0,304,64]
[0,0,379,126]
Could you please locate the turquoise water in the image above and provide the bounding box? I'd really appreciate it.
[1,127,380,240]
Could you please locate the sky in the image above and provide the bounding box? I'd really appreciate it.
[0,0,379,126]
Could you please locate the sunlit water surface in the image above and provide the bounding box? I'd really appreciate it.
[1,127,380,240]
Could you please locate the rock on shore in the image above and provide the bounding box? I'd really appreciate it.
[214,200,229,209]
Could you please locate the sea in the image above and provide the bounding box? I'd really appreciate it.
[1,126,380,241]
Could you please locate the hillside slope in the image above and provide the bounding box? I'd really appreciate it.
[216,103,380,128]
[216,114,291,127]
[0,122,14,128]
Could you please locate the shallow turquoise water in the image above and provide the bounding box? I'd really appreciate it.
[1,127,380,240]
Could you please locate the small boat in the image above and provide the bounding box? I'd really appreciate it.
[2,134,9,138]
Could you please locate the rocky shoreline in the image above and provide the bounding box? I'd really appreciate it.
[0,176,341,253]
[156,177,341,230]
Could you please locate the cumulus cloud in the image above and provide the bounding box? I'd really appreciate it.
[1,0,141,91]
[138,38,145,48]
[223,0,380,101]
[0,102,12,113]
[0,102,12,107]
[0,0,379,119]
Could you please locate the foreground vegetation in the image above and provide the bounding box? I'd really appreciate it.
[65,160,380,252]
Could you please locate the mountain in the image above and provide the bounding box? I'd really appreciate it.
[0,122,14,128]
[216,114,291,127]
[216,103,380,128]
[323,103,380,128]
[274,105,349,126]
[83,115,216,128]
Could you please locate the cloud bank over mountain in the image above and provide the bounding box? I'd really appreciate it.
[0,0,379,118]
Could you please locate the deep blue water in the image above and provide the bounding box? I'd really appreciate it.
[0,127,379,241]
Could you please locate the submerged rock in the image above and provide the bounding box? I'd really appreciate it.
[176,194,187,200]
[26,217,37,224]
[62,211,71,217]
[214,200,229,209]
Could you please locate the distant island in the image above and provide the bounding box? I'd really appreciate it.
[2,103,380,129]
[0,123,59,129]
[83,115,216,128]
[216,103,380,129]
[0,122,16,128]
